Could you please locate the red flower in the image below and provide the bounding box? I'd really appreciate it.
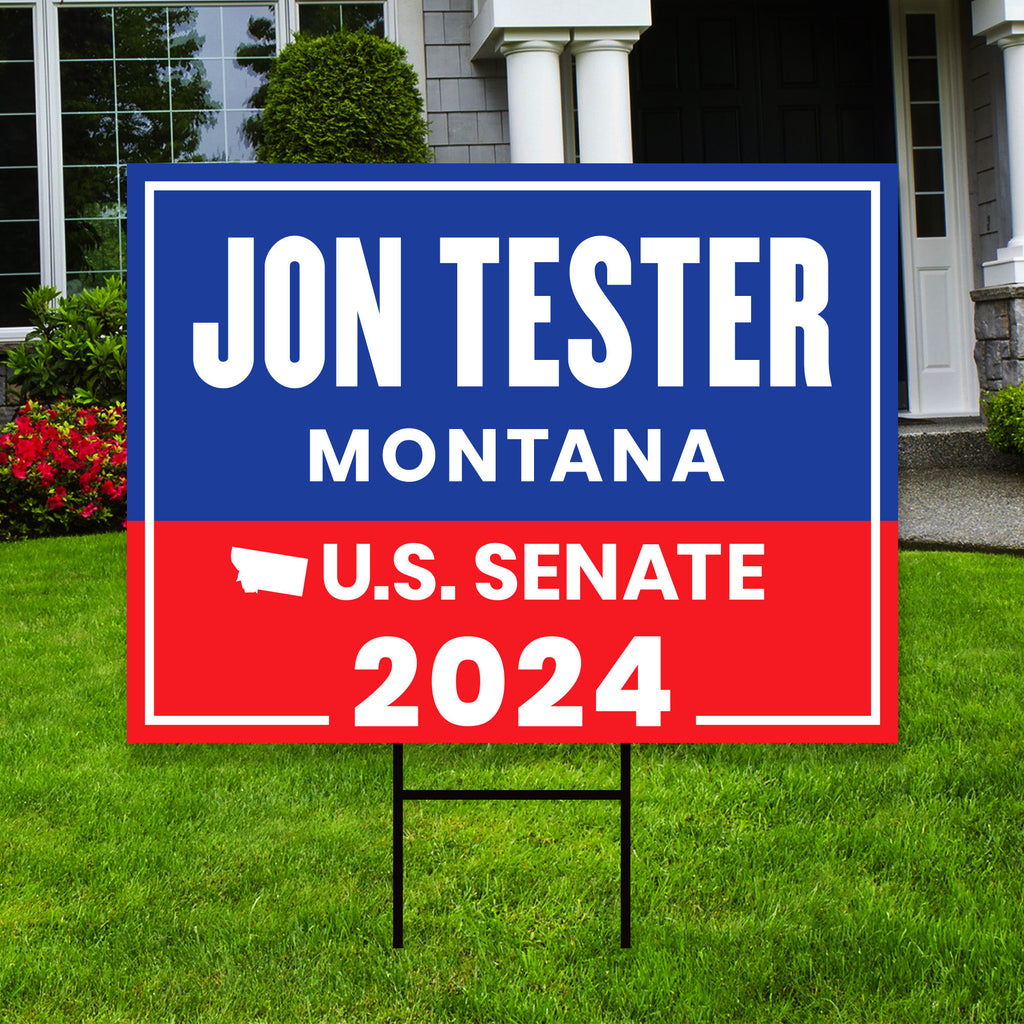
[2,399,126,538]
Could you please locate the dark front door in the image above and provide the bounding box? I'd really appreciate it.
[631,0,897,164]
[630,0,905,405]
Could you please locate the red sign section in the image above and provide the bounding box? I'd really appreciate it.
[128,519,896,742]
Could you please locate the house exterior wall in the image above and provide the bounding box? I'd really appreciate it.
[422,0,510,163]
[2,0,1019,420]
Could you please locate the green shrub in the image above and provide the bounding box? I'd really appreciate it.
[257,30,431,163]
[0,399,126,542]
[1,277,127,407]
[983,384,1024,456]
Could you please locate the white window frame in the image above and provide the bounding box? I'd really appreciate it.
[0,0,415,341]
[0,1,56,341]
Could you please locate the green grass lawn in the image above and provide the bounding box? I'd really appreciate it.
[1,534,1023,1022]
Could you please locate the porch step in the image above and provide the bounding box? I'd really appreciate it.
[897,417,1022,470]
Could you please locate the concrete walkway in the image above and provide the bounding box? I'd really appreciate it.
[898,418,1024,555]
[899,466,1024,554]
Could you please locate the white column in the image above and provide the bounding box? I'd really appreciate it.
[500,37,568,163]
[571,35,638,163]
[973,0,1024,283]
[470,1,651,165]
[1000,38,1024,251]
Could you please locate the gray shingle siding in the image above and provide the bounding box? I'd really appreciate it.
[962,0,1012,288]
[423,0,510,163]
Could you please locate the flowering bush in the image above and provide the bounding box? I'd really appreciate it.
[0,399,126,541]
[1,278,127,407]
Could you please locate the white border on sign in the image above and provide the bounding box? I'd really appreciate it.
[142,178,883,729]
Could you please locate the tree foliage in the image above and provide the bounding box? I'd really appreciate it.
[256,31,431,163]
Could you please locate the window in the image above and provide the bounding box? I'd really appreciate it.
[905,13,946,238]
[0,7,40,329]
[0,0,396,331]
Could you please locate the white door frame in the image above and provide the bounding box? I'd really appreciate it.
[890,0,978,415]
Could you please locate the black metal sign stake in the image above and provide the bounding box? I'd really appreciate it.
[392,742,632,949]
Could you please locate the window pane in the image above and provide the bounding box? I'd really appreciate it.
[62,113,118,167]
[343,4,385,35]
[223,6,276,55]
[114,6,170,59]
[910,103,941,148]
[907,59,939,102]
[0,62,35,115]
[0,275,39,328]
[912,148,944,194]
[0,9,33,61]
[299,4,343,35]
[111,6,179,61]
[117,60,172,112]
[905,14,937,59]
[117,111,172,162]
[171,58,222,110]
[60,59,116,113]
[170,8,215,59]
[915,194,946,238]
[58,8,113,61]
[173,109,223,161]
[64,165,119,220]
[0,168,39,221]
[66,217,124,276]
[0,114,37,166]
[0,222,40,275]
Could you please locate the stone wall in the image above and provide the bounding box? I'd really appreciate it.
[0,342,21,426]
[422,0,510,163]
[972,283,1024,399]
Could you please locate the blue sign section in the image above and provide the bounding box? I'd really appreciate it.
[129,164,897,524]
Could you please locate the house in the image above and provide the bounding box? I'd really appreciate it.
[1,0,1021,420]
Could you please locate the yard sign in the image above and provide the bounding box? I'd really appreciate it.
[128,164,897,744]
